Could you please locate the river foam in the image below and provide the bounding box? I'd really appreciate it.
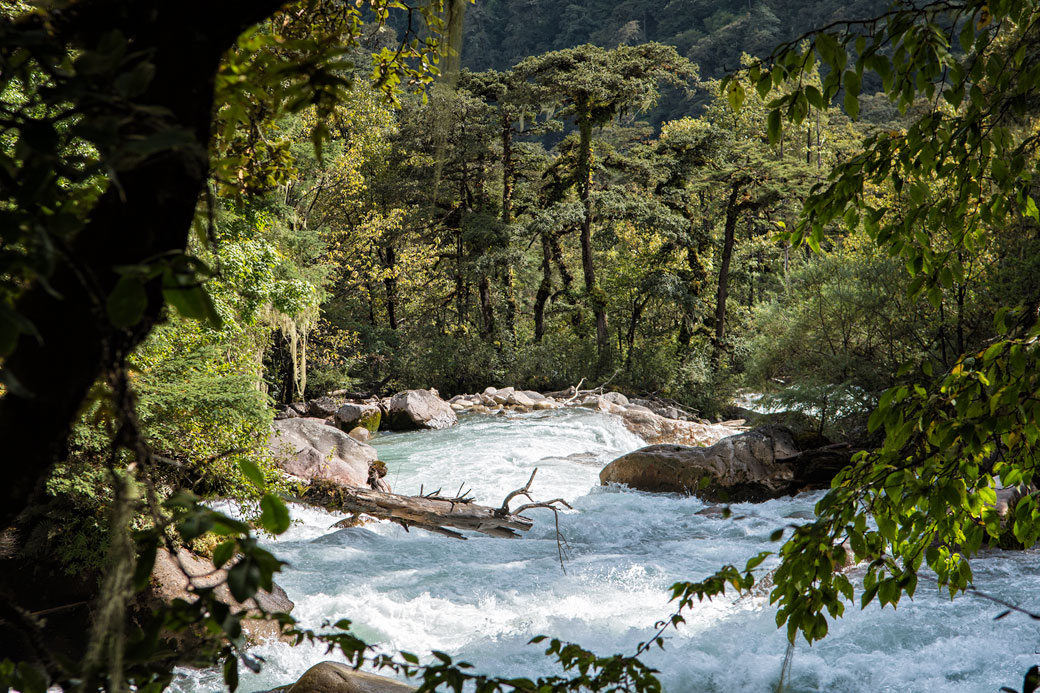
[172,408,1040,692]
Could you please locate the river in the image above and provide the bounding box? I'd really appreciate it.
[173,408,1040,692]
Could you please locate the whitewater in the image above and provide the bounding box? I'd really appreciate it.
[173,408,1040,692]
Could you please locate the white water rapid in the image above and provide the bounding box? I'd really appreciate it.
[173,408,1040,692]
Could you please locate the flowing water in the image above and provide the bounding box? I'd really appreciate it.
[174,408,1040,692]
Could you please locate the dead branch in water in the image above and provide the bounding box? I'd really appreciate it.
[302,470,571,543]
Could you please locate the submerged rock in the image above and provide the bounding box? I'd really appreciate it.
[599,426,802,502]
[387,389,458,430]
[269,417,376,488]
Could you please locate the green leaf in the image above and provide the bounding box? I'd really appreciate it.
[213,539,236,569]
[238,459,265,490]
[767,109,782,146]
[163,285,223,328]
[727,80,746,113]
[260,494,291,535]
[107,276,148,328]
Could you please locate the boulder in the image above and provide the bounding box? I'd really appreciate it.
[281,661,416,693]
[386,389,458,430]
[600,426,803,502]
[614,404,738,447]
[521,390,546,401]
[506,391,535,407]
[348,427,370,443]
[274,406,300,420]
[270,418,376,488]
[334,403,382,433]
[601,391,629,406]
[307,396,341,418]
[142,548,293,652]
[288,402,310,416]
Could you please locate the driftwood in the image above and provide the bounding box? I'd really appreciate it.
[301,469,571,540]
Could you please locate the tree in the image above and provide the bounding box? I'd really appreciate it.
[683,0,1040,647]
[0,0,462,532]
[515,43,697,371]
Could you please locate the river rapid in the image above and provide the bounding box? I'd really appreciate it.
[174,408,1040,692]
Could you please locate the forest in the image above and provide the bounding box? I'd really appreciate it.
[1,0,1040,691]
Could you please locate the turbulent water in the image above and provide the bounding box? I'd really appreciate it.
[174,408,1040,692]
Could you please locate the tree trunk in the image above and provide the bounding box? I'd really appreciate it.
[382,245,399,330]
[534,232,552,343]
[0,0,286,532]
[714,183,743,356]
[576,111,609,367]
[479,274,495,338]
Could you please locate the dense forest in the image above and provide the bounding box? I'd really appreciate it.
[2,0,1040,690]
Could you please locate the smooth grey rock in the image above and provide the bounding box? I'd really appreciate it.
[270,418,376,487]
[386,389,457,430]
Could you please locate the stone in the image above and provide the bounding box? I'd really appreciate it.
[483,386,499,395]
[601,391,629,406]
[386,389,458,430]
[283,661,416,693]
[307,396,341,418]
[533,400,556,410]
[334,402,382,433]
[269,418,377,488]
[613,405,738,447]
[599,426,802,502]
[288,402,310,416]
[142,548,293,651]
[521,390,546,401]
[348,426,370,443]
[274,406,299,420]
[506,391,535,407]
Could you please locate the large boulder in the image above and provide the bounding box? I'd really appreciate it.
[141,548,293,654]
[270,418,377,488]
[334,402,382,433]
[600,426,803,502]
[578,395,739,447]
[265,661,416,693]
[307,396,342,418]
[386,389,458,430]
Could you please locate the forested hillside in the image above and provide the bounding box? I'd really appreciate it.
[3,0,1040,690]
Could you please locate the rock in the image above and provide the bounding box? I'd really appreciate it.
[274,406,299,420]
[386,389,458,430]
[269,418,377,487]
[307,396,341,418]
[533,400,556,410]
[348,426,370,443]
[614,405,738,447]
[280,661,416,693]
[483,386,499,395]
[334,403,382,433]
[601,391,629,406]
[506,391,535,407]
[142,548,293,652]
[521,390,546,401]
[288,402,310,416]
[599,426,802,502]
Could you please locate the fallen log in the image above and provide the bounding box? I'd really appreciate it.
[300,469,571,540]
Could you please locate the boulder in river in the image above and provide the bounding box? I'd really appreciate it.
[269,417,376,487]
[578,395,739,447]
[259,661,416,693]
[600,426,812,502]
[140,548,293,655]
[334,402,382,433]
[386,389,458,430]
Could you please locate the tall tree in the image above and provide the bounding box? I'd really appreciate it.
[515,42,697,371]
